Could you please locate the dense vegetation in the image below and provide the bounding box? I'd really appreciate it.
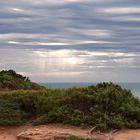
[0,77,139,131]
[0,70,44,90]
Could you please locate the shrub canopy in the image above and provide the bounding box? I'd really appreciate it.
[0,70,44,90]
[0,82,139,131]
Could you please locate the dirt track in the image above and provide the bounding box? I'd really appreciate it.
[0,124,140,140]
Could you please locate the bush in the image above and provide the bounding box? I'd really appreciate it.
[0,70,45,90]
[0,82,139,131]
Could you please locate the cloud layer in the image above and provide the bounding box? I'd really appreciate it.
[0,0,140,82]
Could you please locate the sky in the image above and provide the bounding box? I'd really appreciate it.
[0,0,140,83]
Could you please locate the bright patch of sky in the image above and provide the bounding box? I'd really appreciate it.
[0,0,140,82]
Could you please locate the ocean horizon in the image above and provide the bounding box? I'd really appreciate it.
[40,82,140,97]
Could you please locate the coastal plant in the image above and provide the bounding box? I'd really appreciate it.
[0,71,140,131]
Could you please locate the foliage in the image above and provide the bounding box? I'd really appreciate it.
[0,71,139,131]
[0,70,45,90]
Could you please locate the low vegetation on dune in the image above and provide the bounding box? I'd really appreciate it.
[0,70,140,131]
[0,70,45,90]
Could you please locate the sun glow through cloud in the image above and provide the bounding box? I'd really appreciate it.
[11,8,24,12]
[0,0,140,82]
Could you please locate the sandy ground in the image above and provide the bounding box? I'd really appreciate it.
[0,124,140,140]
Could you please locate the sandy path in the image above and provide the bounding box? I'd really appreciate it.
[0,125,31,140]
[114,129,140,140]
[0,124,140,140]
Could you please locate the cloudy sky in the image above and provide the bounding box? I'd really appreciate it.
[0,0,140,82]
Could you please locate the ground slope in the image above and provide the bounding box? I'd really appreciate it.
[0,70,44,90]
[0,124,140,140]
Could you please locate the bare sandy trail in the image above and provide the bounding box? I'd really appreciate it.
[0,124,139,140]
[0,125,31,140]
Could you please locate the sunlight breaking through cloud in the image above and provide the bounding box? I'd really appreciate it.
[0,0,140,82]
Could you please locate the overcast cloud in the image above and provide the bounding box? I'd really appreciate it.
[0,0,140,82]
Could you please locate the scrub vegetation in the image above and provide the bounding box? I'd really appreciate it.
[0,70,140,131]
[0,70,44,90]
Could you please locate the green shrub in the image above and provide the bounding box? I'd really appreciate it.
[0,70,45,90]
[0,82,139,131]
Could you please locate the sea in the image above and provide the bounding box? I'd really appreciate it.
[40,83,140,97]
